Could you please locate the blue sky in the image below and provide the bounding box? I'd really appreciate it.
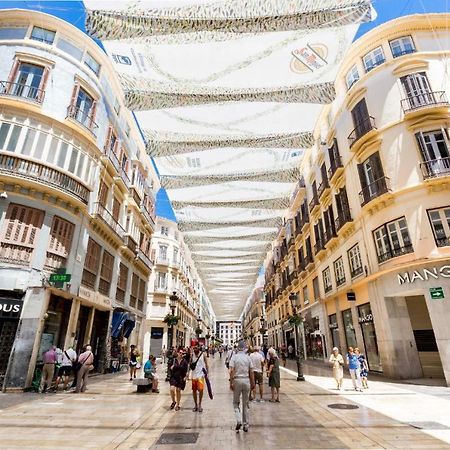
[1,0,447,221]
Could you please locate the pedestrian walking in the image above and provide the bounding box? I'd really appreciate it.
[129,344,139,381]
[328,347,344,390]
[219,346,224,359]
[248,346,265,402]
[355,348,369,389]
[161,345,166,363]
[229,341,255,432]
[346,347,363,392]
[190,345,208,412]
[75,345,94,393]
[54,346,77,391]
[287,344,294,359]
[267,348,281,402]
[39,345,57,393]
[169,348,189,411]
[280,348,287,367]
[225,346,234,369]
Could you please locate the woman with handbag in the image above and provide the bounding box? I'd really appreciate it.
[329,347,344,390]
[169,348,189,411]
[75,345,94,393]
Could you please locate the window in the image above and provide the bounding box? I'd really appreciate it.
[333,257,346,286]
[124,122,131,137]
[350,98,372,142]
[98,181,108,206]
[130,273,139,308]
[348,244,363,278]
[312,276,320,301]
[56,38,83,61]
[373,217,413,263]
[30,26,55,45]
[357,152,388,205]
[428,207,450,247]
[159,245,168,260]
[45,216,75,270]
[401,72,435,111]
[302,285,309,305]
[0,203,44,266]
[390,36,415,58]
[161,226,169,236]
[416,130,450,178]
[8,61,47,102]
[99,250,114,296]
[345,65,359,89]
[82,237,101,288]
[155,272,167,290]
[113,98,120,115]
[322,267,332,293]
[69,85,97,131]
[362,46,385,72]
[84,52,100,76]
[116,262,128,303]
[137,277,146,311]
[105,126,119,155]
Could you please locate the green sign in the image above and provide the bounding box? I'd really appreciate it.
[49,273,71,283]
[429,287,445,300]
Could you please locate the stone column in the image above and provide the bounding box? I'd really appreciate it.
[369,281,422,379]
[84,307,95,346]
[350,303,365,350]
[335,298,346,351]
[64,298,80,350]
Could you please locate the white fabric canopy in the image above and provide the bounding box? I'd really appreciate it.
[85,0,374,319]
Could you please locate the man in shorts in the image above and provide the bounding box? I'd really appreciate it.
[190,345,208,412]
[249,346,265,402]
[55,346,77,390]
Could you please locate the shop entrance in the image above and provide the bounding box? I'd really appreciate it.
[75,305,91,354]
[0,320,18,387]
[405,295,444,379]
[90,309,109,373]
[41,295,72,352]
[150,327,163,357]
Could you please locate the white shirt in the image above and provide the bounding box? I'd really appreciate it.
[229,351,254,378]
[61,348,77,367]
[249,352,265,373]
[192,353,206,379]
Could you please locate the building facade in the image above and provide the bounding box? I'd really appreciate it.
[0,10,159,389]
[264,14,450,386]
[241,284,266,347]
[216,321,242,346]
[144,217,215,359]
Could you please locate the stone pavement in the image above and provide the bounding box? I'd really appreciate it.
[0,356,449,449]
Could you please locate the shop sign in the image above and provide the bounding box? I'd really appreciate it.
[49,273,71,283]
[429,287,445,300]
[78,286,112,310]
[347,291,356,301]
[397,265,450,285]
[0,299,22,317]
[358,313,373,324]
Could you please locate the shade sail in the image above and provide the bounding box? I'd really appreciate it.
[85,0,374,319]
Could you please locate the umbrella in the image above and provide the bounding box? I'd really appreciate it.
[202,368,213,400]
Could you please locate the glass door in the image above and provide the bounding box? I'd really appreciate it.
[14,63,44,100]
[401,72,432,108]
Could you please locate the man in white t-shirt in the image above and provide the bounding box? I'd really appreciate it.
[249,346,265,402]
[190,346,209,413]
[55,347,77,390]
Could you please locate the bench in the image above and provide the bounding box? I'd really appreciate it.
[133,378,153,393]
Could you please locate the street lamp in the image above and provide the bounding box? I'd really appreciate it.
[259,315,267,346]
[168,291,178,350]
[250,325,254,346]
[288,292,305,382]
[196,315,202,338]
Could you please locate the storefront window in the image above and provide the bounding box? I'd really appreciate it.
[328,314,340,350]
[342,309,357,349]
[358,303,382,372]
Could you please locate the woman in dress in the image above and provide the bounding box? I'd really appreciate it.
[129,345,139,381]
[169,348,189,411]
[329,347,344,390]
[355,348,369,389]
[267,348,281,403]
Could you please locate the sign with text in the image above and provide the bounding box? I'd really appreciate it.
[429,287,445,300]
[49,273,71,283]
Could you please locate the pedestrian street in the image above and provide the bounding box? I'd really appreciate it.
[0,357,449,450]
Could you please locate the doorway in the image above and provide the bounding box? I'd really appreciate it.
[405,295,444,378]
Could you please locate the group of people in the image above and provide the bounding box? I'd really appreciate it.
[40,345,94,394]
[226,342,282,433]
[329,346,369,391]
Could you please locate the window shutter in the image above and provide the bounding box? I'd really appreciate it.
[1,203,44,247]
[104,125,112,152]
[357,163,367,188]
[112,196,120,221]
[48,216,74,257]
[98,181,108,206]
[6,59,20,86]
[89,100,97,126]
[415,132,427,160]
[70,82,79,106]
[37,66,50,102]
[370,152,384,180]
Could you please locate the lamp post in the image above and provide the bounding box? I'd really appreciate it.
[168,291,178,350]
[250,325,254,346]
[288,292,305,381]
[196,316,202,339]
[259,315,267,346]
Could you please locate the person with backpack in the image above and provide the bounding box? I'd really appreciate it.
[75,345,94,393]
[190,345,208,413]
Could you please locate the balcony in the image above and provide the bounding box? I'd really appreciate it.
[309,195,320,214]
[136,249,153,270]
[301,212,310,230]
[401,91,448,114]
[324,228,337,245]
[335,207,352,232]
[66,105,98,136]
[359,176,390,207]
[328,154,344,182]
[392,48,416,58]
[123,235,138,253]
[154,285,168,294]
[92,202,125,239]
[348,116,376,148]
[314,239,325,256]
[116,166,130,189]
[420,157,450,180]
[290,177,306,209]
[0,81,45,103]
[350,265,364,278]
[102,145,121,174]
[156,256,169,266]
[0,153,90,204]
[318,179,330,199]
[140,202,156,228]
[377,244,414,264]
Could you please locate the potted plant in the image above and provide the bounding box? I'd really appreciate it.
[163,313,179,327]
[288,314,302,326]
